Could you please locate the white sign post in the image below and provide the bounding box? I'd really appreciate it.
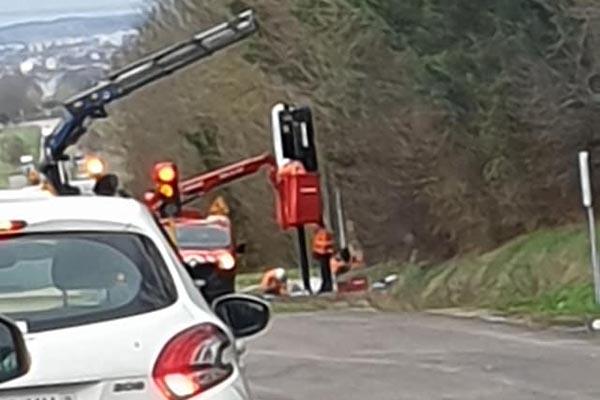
[270,103,291,169]
[579,151,600,304]
[270,103,312,294]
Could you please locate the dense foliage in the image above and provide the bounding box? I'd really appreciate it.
[92,0,600,269]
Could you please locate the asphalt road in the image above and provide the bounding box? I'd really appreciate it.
[245,310,600,400]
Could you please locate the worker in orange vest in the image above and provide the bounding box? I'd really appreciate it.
[331,247,365,276]
[260,267,288,296]
[330,254,351,277]
[27,170,56,196]
[312,228,335,293]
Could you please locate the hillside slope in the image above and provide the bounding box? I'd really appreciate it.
[361,223,600,322]
[90,0,600,270]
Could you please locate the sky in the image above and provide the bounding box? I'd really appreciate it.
[0,0,144,26]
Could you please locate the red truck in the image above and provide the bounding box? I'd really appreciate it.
[171,214,245,299]
[147,155,275,301]
[148,148,328,298]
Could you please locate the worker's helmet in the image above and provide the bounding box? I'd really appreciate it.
[274,267,287,281]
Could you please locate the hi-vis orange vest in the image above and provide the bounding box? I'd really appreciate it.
[209,196,230,216]
[312,229,334,256]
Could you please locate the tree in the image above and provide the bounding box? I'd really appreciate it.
[95,0,600,265]
[0,135,27,166]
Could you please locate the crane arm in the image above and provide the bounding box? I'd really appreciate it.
[181,153,276,198]
[42,10,257,191]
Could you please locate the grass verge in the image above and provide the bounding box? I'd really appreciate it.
[358,224,600,324]
[239,224,600,322]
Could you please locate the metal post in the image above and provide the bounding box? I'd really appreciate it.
[335,188,348,251]
[318,254,334,293]
[321,167,334,232]
[296,226,312,294]
[586,207,600,304]
[579,151,600,303]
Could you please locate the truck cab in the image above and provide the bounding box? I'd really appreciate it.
[166,214,244,302]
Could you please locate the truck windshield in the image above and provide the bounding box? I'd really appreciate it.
[0,232,177,333]
[175,225,231,250]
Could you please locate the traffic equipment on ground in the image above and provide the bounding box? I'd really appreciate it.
[337,276,369,293]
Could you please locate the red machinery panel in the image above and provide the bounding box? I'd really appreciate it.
[337,276,369,293]
[276,162,322,229]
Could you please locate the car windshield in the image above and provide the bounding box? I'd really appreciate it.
[0,232,177,333]
[175,225,231,250]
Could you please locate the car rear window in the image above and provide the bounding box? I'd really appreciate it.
[0,232,177,333]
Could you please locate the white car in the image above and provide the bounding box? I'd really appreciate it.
[0,195,270,400]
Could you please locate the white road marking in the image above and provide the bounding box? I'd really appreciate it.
[250,384,292,396]
[253,349,404,366]
[252,349,463,375]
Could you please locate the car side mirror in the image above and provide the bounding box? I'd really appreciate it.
[235,243,247,254]
[0,317,30,383]
[212,294,270,339]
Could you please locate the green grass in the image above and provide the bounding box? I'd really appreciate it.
[239,224,600,321]
[502,284,600,317]
[0,126,41,186]
[361,224,600,321]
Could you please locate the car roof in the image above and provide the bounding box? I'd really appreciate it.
[0,195,154,231]
[0,187,54,200]
[173,217,230,229]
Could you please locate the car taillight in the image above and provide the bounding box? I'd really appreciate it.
[153,324,233,400]
[0,220,27,235]
[218,253,236,271]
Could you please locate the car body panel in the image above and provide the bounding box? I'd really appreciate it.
[0,196,254,399]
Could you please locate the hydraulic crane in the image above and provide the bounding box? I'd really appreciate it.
[144,153,278,301]
[147,102,335,295]
[38,10,257,194]
[147,150,333,295]
[181,153,276,199]
[146,153,277,213]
